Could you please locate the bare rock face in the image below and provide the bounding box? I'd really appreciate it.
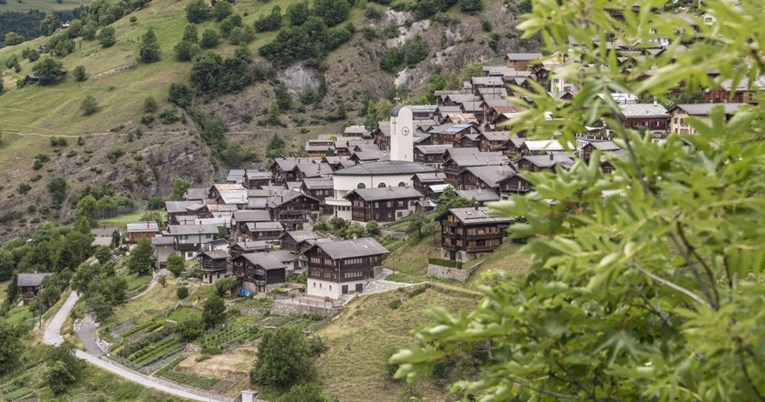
[278,64,323,98]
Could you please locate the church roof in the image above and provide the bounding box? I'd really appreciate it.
[333,161,436,176]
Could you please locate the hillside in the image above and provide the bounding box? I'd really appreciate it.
[0,0,534,241]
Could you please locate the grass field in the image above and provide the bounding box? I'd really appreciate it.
[316,285,479,402]
[98,210,165,229]
[0,0,89,13]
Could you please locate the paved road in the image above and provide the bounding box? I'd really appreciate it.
[77,315,104,357]
[43,290,231,402]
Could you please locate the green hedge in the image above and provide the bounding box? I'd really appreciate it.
[428,258,463,269]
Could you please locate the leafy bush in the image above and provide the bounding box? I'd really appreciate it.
[176,286,189,300]
[254,5,282,32]
[380,36,428,72]
[73,65,88,81]
[80,96,99,116]
[200,29,219,48]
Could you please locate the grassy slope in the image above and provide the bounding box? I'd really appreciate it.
[0,0,89,13]
[316,286,479,402]
[0,0,356,136]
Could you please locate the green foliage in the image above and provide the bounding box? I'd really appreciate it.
[412,0,457,20]
[259,18,353,67]
[40,13,60,36]
[200,29,219,48]
[251,327,314,390]
[218,141,255,167]
[433,187,476,216]
[458,0,481,13]
[47,177,67,208]
[229,25,256,45]
[0,319,22,376]
[139,28,161,63]
[94,246,111,264]
[215,276,238,298]
[255,5,282,32]
[175,316,203,341]
[22,47,40,62]
[45,344,85,395]
[0,249,14,281]
[171,178,190,201]
[31,57,64,85]
[143,96,158,114]
[219,13,243,38]
[380,36,428,73]
[286,1,310,26]
[80,95,98,116]
[174,39,201,62]
[279,383,329,402]
[166,252,184,277]
[190,50,254,93]
[202,294,226,329]
[212,0,233,22]
[127,239,154,276]
[393,2,765,401]
[366,220,381,236]
[4,32,24,46]
[73,65,88,82]
[168,82,193,109]
[176,286,189,300]
[314,0,351,27]
[182,23,199,43]
[185,0,210,23]
[98,26,116,48]
[4,55,21,73]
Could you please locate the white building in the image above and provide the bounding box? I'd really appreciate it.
[390,105,414,162]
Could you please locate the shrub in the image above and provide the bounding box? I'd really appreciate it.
[73,65,88,81]
[388,299,401,309]
[106,148,125,163]
[254,5,282,32]
[200,29,219,48]
[176,286,189,300]
[143,97,158,113]
[98,26,116,48]
[80,96,98,116]
[175,316,203,341]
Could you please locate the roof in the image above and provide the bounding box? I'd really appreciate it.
[522,140,564,152]
[506,52,543,61]
[719,77,765,91]
[151,236,175,246]
[345,186,423,202]
[165,201,206,214]
[212,184,248,205]
[91,226,119,237]
[233,210,272,223]
[266,191,318,208]
[268,249,297,263]
[301,178,333,190]
[17,273,53,287]
[412,172,447,182]
[281,230,320,243]
[167,224,221,235]
[233,240,270,252]
[521,153,576,169]
[429,123,475,135]
[471,76,505,86]
[184,188,208,201]
[671,103,746,116]
[350,150,390,162]
[409,105,438,113]
[437,206,513,225]
[200,250,229,260]
[374,122,391,137]
[333,161,436,176]
[310,237,388,259]
[479,131,511,142]
[415,144,452,154]
[461,165,518,188]
[227,169,245,182]
[447,154,510,168]
[619,103,669,118]
[238,252,286,270]
[344,125,369,135]
[246,221,284,232]
[127,221,159,233]
[454,189,500,202]
[92,237,112,247]
[584,141,620,151]
[245,169,271,179]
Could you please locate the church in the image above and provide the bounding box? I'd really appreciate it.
[325,105,437,220]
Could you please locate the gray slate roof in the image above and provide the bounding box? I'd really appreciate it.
[281,230,320,243]
[127,221,160,233]
[312,237,389,259]
[234,241,270,252]
[506,52,543,61]
[412,172,447,182]
[438,206,513,225]
[246,222,284,232]
[462,165,519,188]
[619,103,669,118]
[333,161,436,176]
[18,273,52,287]
[233,210,272,223]
[455,189,501,202]
[239,252,286,270]
[415,144,453,154]
[672,103,746,116]
[167,224,220,235]
[345,186,423,202]
[200,250,229,260]
[301,178,333,190]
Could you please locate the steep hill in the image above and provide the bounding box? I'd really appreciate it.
[0,0,535,240]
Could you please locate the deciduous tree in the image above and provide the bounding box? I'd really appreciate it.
[127,238,154,276]
[250,327,314,390]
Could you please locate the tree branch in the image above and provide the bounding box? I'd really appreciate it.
[629,262,709,307]
[676,222,720,305]
[667,231,719,310]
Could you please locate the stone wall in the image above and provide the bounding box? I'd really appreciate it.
[271,300,342,319]
[426,264,477,282]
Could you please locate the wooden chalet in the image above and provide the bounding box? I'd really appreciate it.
[300,178,334,202]
[167,224,221,258]
[231,253,286,293]
[266,191,321,230]
[165,201,207,225]
[270,157,323,185]
[242,221,284,242]
[373,122,391,151]
[455,133,481,148]
[505,52,543,71]
[456,165,532,195]
[280,230,320,253]
[17,273,53,305]
[345,186,422,223]
[519,140,564,156]
[437,207,513,262]
[517,153,576,173]
[429,123,477,145]
[414,144,452,168]
[126,221,160,244]
[442,151,510,183]
[705,77,765,104]
[208,184,248,208]
[304,237,388,299]
[199,250,229,284]
[618,103,669,133]
[412,172,447,195]
[242,170,271,189]
[231,210,272,239]
[579,141,620,162]
[230,240,270,258]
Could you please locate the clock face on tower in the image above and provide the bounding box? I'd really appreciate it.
[401,127,410,136]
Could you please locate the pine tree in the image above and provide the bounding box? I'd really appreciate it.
[139,29,161,63]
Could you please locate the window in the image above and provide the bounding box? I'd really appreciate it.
[397,200,404,207]
[357,183,366,189]
[378,182,387,188]
[398,182,406,187]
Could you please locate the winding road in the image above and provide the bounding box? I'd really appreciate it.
[43,292,231,402]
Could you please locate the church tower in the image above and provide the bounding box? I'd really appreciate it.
[390,105,414,162]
